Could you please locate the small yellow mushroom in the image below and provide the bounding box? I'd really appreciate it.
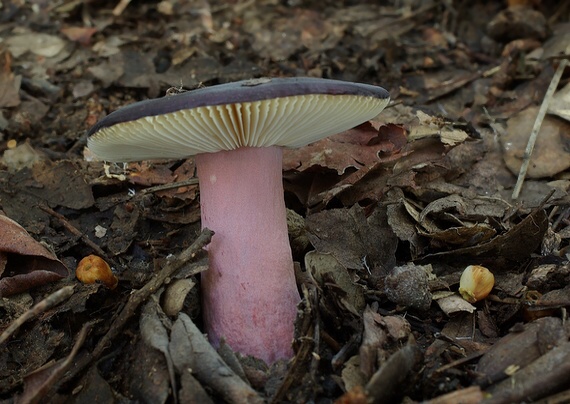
[76,255,118,290]
[459,265,494,303]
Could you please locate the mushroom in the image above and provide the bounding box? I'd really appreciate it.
[87,77,390,364]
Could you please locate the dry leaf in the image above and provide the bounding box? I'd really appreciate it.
[60,26,98,46]
[5,32,67,58]
[284,122,406,174]
[408,111,469,145]
[0,214,68,297]
[306,204,397,279]
[435,294,476,315]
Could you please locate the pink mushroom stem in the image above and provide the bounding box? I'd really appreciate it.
[195,146,300,364]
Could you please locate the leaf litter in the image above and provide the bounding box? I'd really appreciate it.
[1,0,570,403]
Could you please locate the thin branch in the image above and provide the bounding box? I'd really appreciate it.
[139,178,199,195]
[112,0,131,16]
[0,285,75,345]
[39,205,115,265]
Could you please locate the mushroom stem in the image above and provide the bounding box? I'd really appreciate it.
[195,146,300,364]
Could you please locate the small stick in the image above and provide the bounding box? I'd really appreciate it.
[0,285,75,345]
[139,178,199,195]
[512,58,569,200]
[39,205,113,264]
[112,0,131,16]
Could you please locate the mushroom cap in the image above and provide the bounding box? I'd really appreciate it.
[87,77,390,162]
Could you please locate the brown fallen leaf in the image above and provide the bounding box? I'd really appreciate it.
[60,26,98,46]
[486,4,547,42]
[365,336,423,403]
[283,122,407,174]
[5,32,67,58]
[0,214,68,298]
[245,8,340,61]
[305,250,366,315]
[478,316,566,379]
[408,110,470,145]
[128,161,177,187]
[306,204,398,283]
[359,305,411,378]
[419,208,549,269]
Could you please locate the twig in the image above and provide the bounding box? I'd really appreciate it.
[0,285,75,345]
[139,178,199,195]
[38,205,115,265]
[60,228,214,384]
[112,0,131,16]
[271,277,319,404]
[511,58,569,199]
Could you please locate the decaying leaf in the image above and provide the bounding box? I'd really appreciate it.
[420,208,549,268]
[18,325,88,403]
[359,305,411,378]
[60,26,98,46]
[70,367,116,404]
[16,160,95,210]
[0,214,68,297]
[408,111,470,145]
[386,191,508,260]
[306,204,398,283]
[5,32,67,58]
[283,122,407,174]
[364,337,423,403]
[305,251,365,315]
[127,161,177,187]
[526,263,570,292]
[420,224,496,246]
[483,341,570,404]
[341,356,367,392]
[162,278,195,317]
[435,293,476,315]
[244,8,342,61]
